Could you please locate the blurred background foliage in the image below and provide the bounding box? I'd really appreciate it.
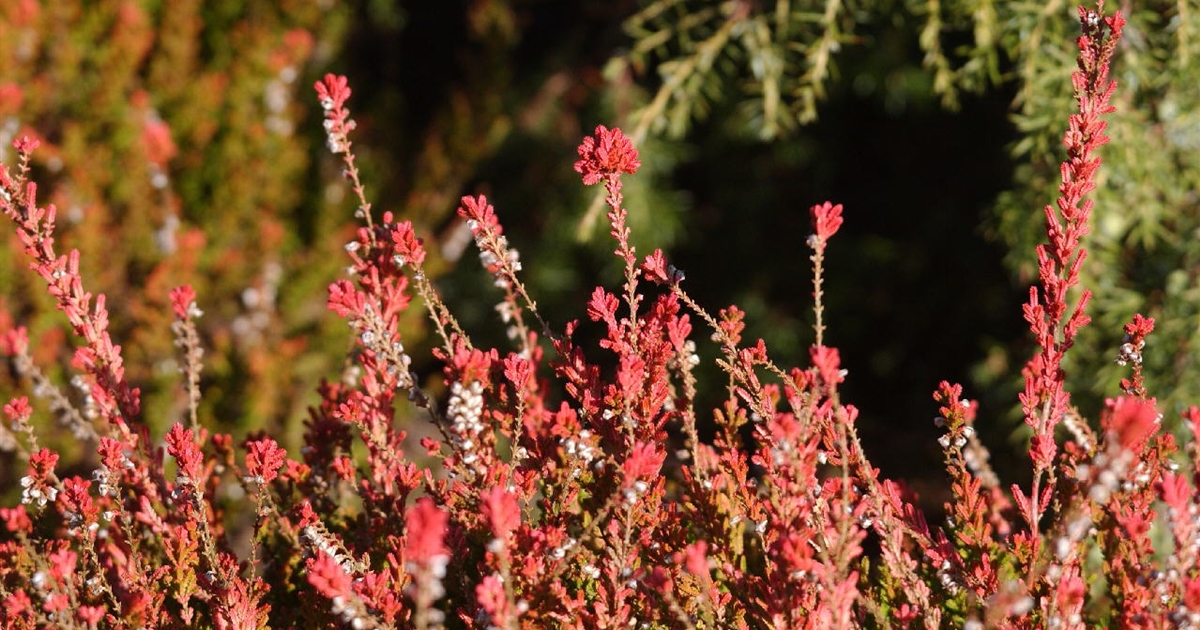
[2,0,1198,498]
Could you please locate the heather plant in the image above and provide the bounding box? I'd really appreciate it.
[0,0,352,445]
[608,0,1200,418]
[3,4,1200,629]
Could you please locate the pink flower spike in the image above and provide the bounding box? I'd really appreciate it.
[141,117,177,166]
[0,505,32,533]
[28,447,57,479]
[404,497,448,566]
[306,552,353,601]
[11,135,39,155]
[168,284,198,320]
[480,486,521,542]
[391,221,426,267]
[1104,396,1158,452]
[22,448,58,509]
[1123,313,1154,342]
[476,574,511,621]
[810,345,845,390]
[313,74,351,113]
[164,423,204,482]
[810,201,844,243]
[4,396,32,423]
[245,437,287,485]
[641,249,672,285]
[0,326,29,356]
[574,125,641,186]
[622,442,665,484]
[683,540,709,576]
[59,477,98,526]
[457,194,499,234]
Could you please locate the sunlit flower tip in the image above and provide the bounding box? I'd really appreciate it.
[574,125,641,185]
[168,285,199,320]
[809,201,844,243]
[640,249,672,284]
[404,497,448,566]
[12,135,40,154]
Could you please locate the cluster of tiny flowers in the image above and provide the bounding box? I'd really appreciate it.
[623,479,650,506]
[329,594,372,630]
[671,340,701,370]
[447,380,485,463]
[936,427,973,450]
[1116,336,1145,366]
[303,525,358,575]
[19,475,56,508]
[478,246,522,288]
[405,555,450,603]
[561,429,597,473]
[349,303,415,391]
[66,374,98,421]
[264,64,299,137]
[321,110,353,154]
[936,559,960,595]
[91,460,126,499]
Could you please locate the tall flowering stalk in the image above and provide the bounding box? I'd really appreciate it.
[0,138,141,430]
[1015,1,1122,548]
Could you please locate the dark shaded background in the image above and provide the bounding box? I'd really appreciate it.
[334,1,1033,504]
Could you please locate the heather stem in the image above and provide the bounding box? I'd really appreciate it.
[605,175,642,349]
[810,241,828,348]
[1018,0,1124,600]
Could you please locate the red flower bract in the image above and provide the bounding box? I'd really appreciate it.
[404,497,448,566]
[574,125,641,185]
[810,201,844,243]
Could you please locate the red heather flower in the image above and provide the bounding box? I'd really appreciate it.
[4,396,32,423]
[1123,313,1154,342]
[245,437,287,485]
[168,284,198,320]
[640,249,673,285]
[326,279,366,318]
[59,477,98,526]
[810,201,844,243]
[314,73,351,115]
[4,590,31,617]
[480,486,520,541]
[718,306,747,345]
[11,135,40,155]
[391,220,426,267]
[307,552,354,601]
[1104,396,1159,452]
[503,354,534,391]
[622,442,665,484]
[810,345,845,390]
[47,545,78,582]
[0,82,23,115]
[458,194,500,234]
[586,287,619,327]
[27,447,57,479]
[683,540,709,576]
[476,574,513,622]
[0,325,29,355]
[164,422,204,482]
[574,125,641,186]
[0,505,32,533]
[140,117,177,166]
[1185,577,1200,612]
[77,606,104,626]
[404,498,448,566]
